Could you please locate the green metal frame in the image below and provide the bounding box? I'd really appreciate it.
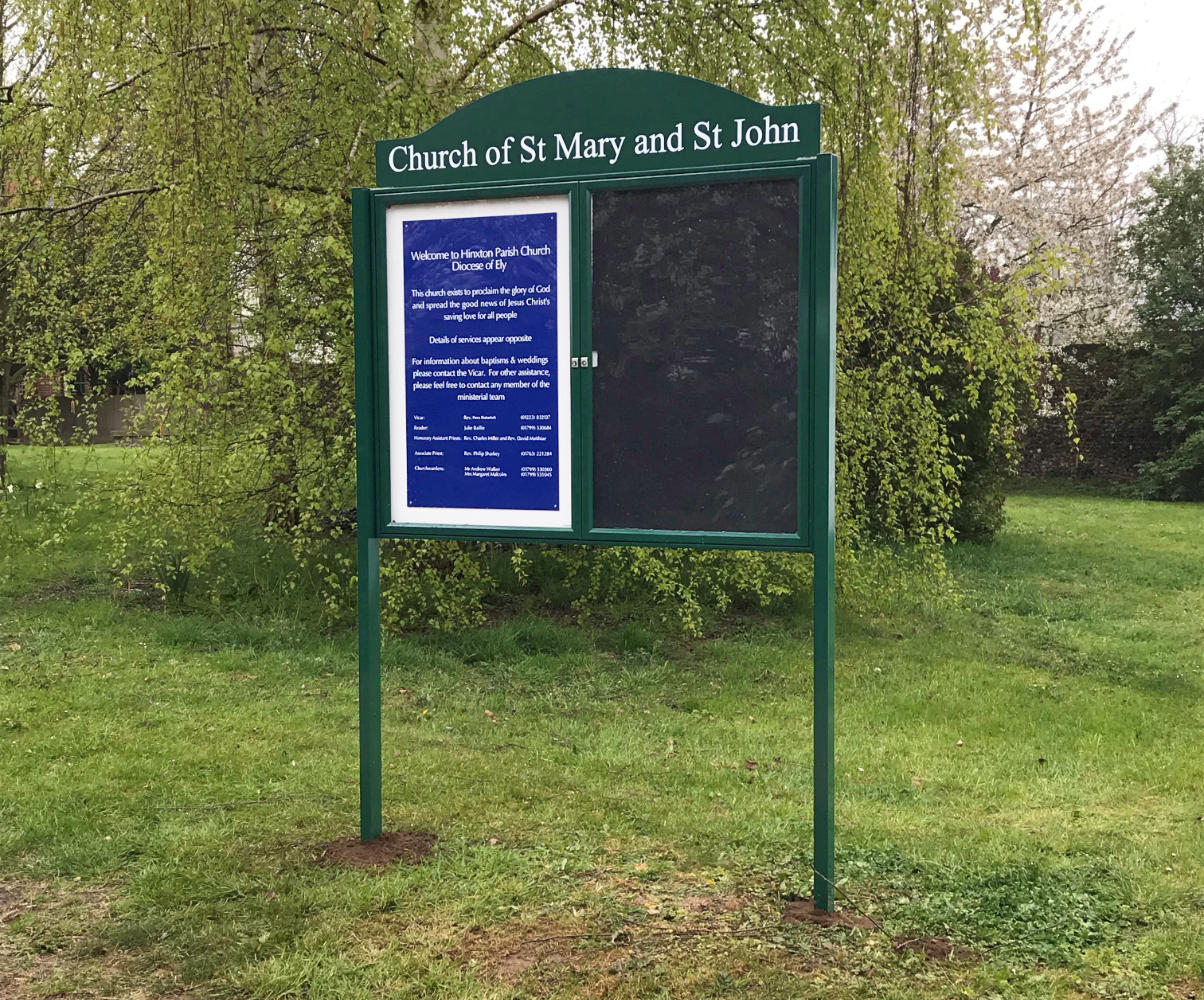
[811,155,837,912]
[366,181,583,545]
[361,163,819,551]
[352,187,382,841]
[352,69,838,911]
[576,164,814,552]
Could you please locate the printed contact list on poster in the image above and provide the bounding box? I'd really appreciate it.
[385,197,572,528]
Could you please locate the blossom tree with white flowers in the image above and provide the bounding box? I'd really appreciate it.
[960,0,1160,347]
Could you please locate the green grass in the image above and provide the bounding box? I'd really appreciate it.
[2,447,1203,999]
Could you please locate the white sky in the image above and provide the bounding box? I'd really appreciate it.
[1092,0,1204,134]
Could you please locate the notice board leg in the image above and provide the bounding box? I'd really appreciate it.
[811,151,838,914]
[358,535,383,842]
[813,550,835,912]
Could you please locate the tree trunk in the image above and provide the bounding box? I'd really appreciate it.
[0,361,18,486]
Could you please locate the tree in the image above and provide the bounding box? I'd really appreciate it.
[1,0,587,559]
[960,0,1156,347]
[1,1,151,485]
[0,0,1045,619]
[0,0,40,485]
[1113,142,1204,500]
[732,1,1039,542]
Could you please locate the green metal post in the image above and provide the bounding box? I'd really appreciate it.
[812,155,838,912]
[353,187,383,842]
[357,535,382,840]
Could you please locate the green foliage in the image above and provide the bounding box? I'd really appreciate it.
[873,853,1136,965]
[525,545,811,635]
[1,1,152,484]
[834,541,956,618]
[372,541,812,638]
[383,539,955,638]
[935,248,1037,542]
[733,1,1038,545]
[110,436,266,603]
[836,850,1140,971]
[1116,143,1204,500]
[1,0,1043,628]
[379,540,494,632]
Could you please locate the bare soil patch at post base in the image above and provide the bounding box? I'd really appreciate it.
[310,830,437,868]
[781,899,877,930]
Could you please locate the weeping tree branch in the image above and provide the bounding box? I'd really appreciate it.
[0,184,165,219]
[77,24,389,105]
[444,0,577,93]
[254,24,389,67]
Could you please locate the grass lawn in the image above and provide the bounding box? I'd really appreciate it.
[2,448,1203,999]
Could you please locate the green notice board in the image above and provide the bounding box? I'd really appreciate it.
[353,69,838,909]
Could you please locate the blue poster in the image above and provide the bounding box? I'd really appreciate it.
[402,212,559,511]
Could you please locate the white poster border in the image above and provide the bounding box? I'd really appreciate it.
[385,195,573,529]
